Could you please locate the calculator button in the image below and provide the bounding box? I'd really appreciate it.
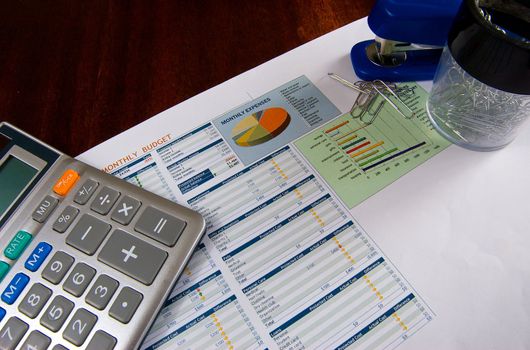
[74,179,99,205]
[25,241,52,272]
[4,230,32,260]
[32,195,59,223]
[86,274,119,310]
[53,205,79,233]
[42,251,74,285]
[52,345,69,350]
[0,307,5,322]
[91,186,120,215]
[40,295,74,332]
[66,214,111,255]
[63,263,96,297]
[86,330,117,350]
[18,283,52,319]
[20,330,51,350]
[111,196,141,225]
[53,169,79,196]
[63,308,98,346]
[0,317,28,350]
[134,206,186,247]
[98,230,167,285]
[1,272,29,305]
[109,287,143,324]
[0,262,9,282]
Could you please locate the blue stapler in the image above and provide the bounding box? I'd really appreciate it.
[351,0,462,81]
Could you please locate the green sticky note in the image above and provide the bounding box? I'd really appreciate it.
[4,230,32,260]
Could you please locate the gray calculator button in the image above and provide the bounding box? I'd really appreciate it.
[66,214,111,255]
[74,179,99,205]
[42,251,74,285]
[111,196,141,225]
[134,206,186,246]
[98,230,167,285]
[62,308,97,346]
[109,287,143,324]
[40,295,74,332]
[18,283,52,319]
[20,330,51,350]
[85,274,119,310]
[63,263,96,297]
[53,205,80,233]
[86,330,116,350]
[32,195,59,223]
[91,186,120,215]
[0,317,28,350]
[52,345,69,350]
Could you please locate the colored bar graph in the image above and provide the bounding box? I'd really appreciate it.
[349,141,384,158]
[346,141,370,154]
[335,130,357,142]
[337,134,358,145]
[358,148,398,167]
[362,142,426,171]
[342,137,367,150]
[325,121,349,133]
[354,149,379,162]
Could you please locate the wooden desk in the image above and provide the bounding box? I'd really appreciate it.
[0,0,374,156]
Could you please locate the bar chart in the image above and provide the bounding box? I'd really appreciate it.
[295,83,450,208]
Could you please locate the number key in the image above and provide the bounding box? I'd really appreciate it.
[40,295,74,332]
[63,308,97,346]
[42,251,74,284]
[18,283,52,319]
[63,263,96,297]
[0,317,28,350]
[86,274,119,310]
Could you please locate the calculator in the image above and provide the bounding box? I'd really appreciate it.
[0,122,206,350]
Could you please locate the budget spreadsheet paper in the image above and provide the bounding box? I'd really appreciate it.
[79,18,530,350]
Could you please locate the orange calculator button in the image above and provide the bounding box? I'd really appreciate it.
[53,169,79,196]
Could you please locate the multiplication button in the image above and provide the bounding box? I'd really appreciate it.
[111,196,141,225]
[97,230,167,285]
[135,206,186,246]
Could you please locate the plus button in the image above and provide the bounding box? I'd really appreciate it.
[121,245,138,263]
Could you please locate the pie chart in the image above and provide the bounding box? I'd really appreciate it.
[231,107,291,147]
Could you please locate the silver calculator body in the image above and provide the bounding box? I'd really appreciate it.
[0,122,206,349]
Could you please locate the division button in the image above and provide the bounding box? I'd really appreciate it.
[32,195,59,223]
[42,251,75,285]
[24,241,53,272]
[90,186,120,215]
[74,179,99,205]
[66,214,111,255]
[111,196,141,225]
[98,230,167,285]
[20,330,51,350]
[63,263,96,297]
[109,287,143,324]
[134,206,186,246]
[63,308,98,346]
[53,205,80,233]
[40,295,74,332]
[86,274,119,310]
[86,330,117,350]
[0,317,28,350]
[18,283,52,319]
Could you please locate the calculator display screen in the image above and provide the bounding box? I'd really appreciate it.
[0,156,38,218]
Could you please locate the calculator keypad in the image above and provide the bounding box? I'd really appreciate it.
[1,166,194,350]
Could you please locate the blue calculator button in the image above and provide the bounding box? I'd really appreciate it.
[0,307,4,321]
[24,242,52,272]
[1,272,30,305]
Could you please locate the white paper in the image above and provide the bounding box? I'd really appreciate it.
[79,17,530,350]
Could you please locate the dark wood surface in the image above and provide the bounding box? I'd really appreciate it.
[0,0,374,156]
